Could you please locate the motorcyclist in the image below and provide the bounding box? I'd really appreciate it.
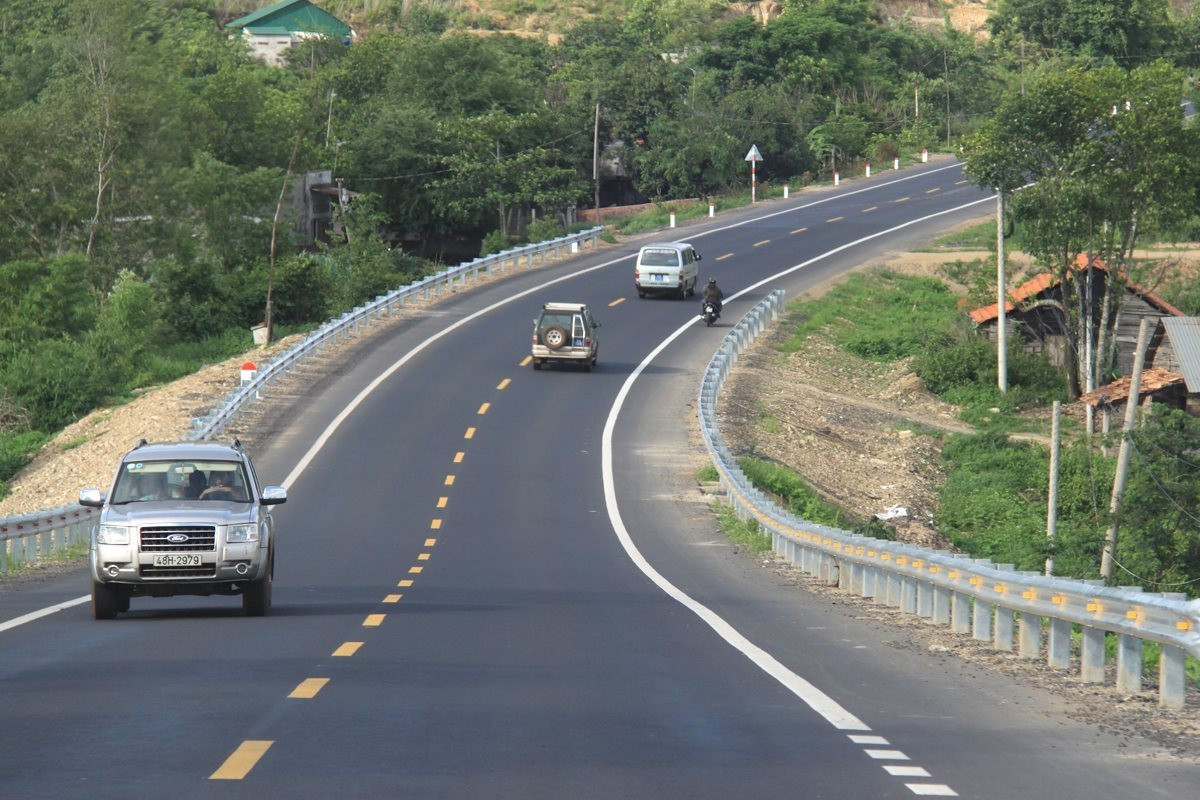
[701,277,724,318]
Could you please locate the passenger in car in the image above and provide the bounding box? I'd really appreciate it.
[185,471,208,499]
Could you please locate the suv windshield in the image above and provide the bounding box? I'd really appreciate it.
[111,459,250,503]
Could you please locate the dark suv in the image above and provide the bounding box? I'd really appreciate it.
[79,439,286,619]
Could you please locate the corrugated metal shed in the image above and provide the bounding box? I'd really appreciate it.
[1159,317,1200,393]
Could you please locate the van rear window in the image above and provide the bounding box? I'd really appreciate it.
[639,248,680,267]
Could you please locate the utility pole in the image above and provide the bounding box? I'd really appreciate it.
[944,50,951,149]
[996,190,1008,393]
[593,102,601,225]
[1045,400,1061,575]
[1101,318,1152,583]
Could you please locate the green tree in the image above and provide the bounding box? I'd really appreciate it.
[961,61,1200,399]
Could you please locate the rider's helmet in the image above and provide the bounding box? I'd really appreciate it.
[708,277,717,285]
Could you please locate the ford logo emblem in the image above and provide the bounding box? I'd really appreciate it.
[166,533,189,544]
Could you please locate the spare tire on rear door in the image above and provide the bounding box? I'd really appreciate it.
[541,324,568,351]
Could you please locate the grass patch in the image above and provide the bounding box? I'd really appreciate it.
[712,503,773,554]
[780,269,963,358]
[697,463,719,482]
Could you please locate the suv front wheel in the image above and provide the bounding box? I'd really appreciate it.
[242,555,273,616]
[92,581,119,620]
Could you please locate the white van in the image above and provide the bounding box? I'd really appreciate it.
[634,242,702,299]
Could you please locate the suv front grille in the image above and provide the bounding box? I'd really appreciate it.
[140,525,217,552]
[140,564,217,579]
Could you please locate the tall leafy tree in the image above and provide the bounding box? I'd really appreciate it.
[962,61,1200,398]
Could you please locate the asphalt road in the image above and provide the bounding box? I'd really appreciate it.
[2,161,1196,799]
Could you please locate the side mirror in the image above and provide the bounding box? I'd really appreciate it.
[261,485,288,505]
[79,488,104,508]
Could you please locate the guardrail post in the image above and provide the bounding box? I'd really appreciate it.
[900,574,917,613]
[1080,625,1107,683]
[951,589,972,634]
[1047,617,1071,669]
[861,563,876,598]
[1018,612,1042,660]
[916,566,932,618]
[932,584,951,625]
[1158,644,1187,710]
[994,605,1015,652]
[1115,632,1144,694]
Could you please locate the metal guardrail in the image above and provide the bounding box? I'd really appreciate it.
[698,289,1200,710]
[0,227,604,575]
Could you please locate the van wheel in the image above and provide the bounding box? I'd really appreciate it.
[678,284,687,300]
[687,279,696,297]
[532,359,543,370]
[542,325,568,350]
[92,581,119,620]
[637,289,646,298]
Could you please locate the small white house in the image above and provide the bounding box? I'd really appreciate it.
[225,0,353,67]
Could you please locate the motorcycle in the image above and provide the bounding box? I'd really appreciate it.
[701,300,720,327]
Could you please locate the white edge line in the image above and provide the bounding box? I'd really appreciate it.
[600,194,994,733]
[0,595,90,633]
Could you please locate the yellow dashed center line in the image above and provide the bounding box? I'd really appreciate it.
[383,594,403,603]
[955,179,967,185]
[608,297,625,307]
[453,452,464,463]
[418,553,431,561]
[464,427,476,439]
[716,253,733,260]
[925,187,940,194]
[437,497,448,508]
[398,579,414,587]
[210,741,272,780]
[430,519,442,530]
[477,403,489,414]
[496,378,510,390]
[752,239,770,247]
[333,641,363,657]
[409,566,423,574]
[363,614,386,627]
[827,216,844,222]
[425,538,437,547]
[862,206,878,212]
[790,227,807,234]
[519,355,532,366]
[444,475,455,485]
[289,678,329,699]
[895,196,911,202]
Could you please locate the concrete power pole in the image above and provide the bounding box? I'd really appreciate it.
[1100,318,1152,583]
[996,191,1008,393]
[1045,400,1061,575]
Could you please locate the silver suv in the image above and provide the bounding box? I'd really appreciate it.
[531,302,600,371]
[79,439,286,619]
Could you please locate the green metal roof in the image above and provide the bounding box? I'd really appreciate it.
[225,0,351,37]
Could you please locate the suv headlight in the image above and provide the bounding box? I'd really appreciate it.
[226,524,260,543]
[96,525,130,545]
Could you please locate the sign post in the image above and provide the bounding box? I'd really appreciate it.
[744,144,763,203]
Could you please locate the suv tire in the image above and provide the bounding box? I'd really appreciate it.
[92,581,119,620]
[541,325,568,350]
[242,557,272,616]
